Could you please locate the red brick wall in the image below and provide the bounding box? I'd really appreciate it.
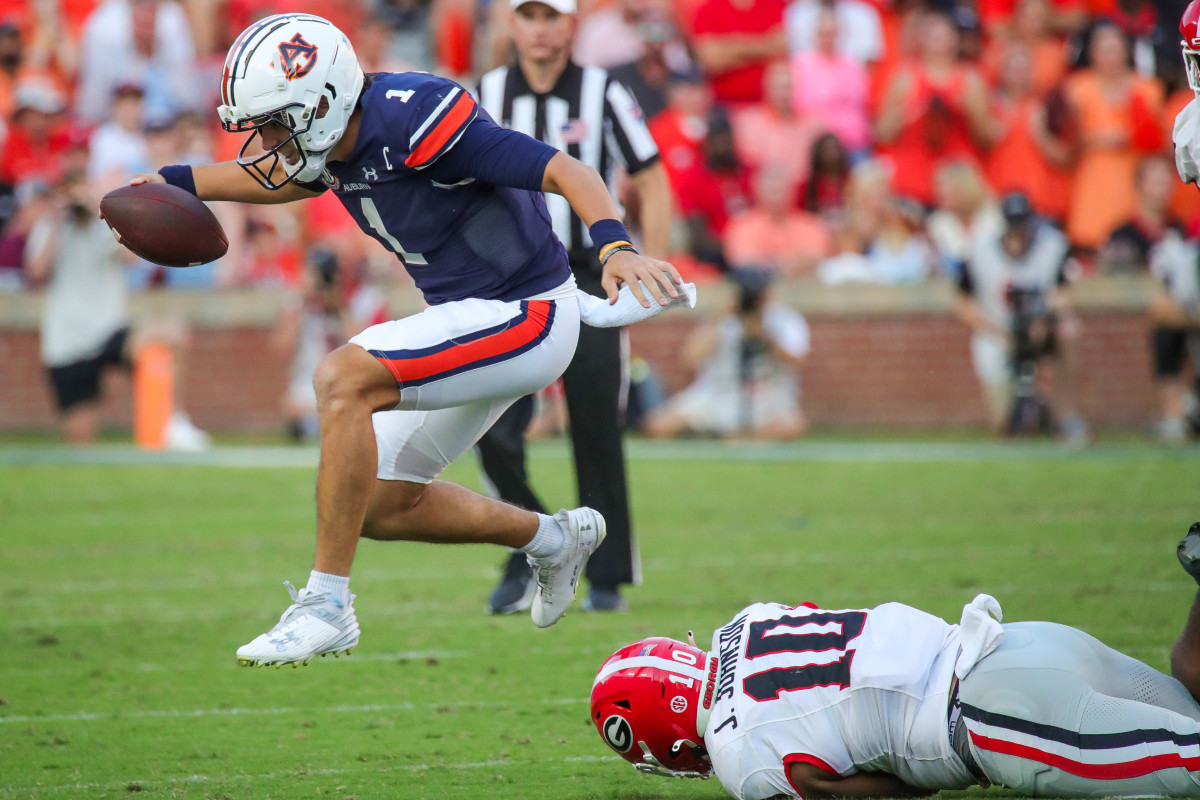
[630,310,1158,428]
[0,310,1160,433]
[0,328,289,433]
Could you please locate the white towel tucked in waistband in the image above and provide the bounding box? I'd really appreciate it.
[954,593,1005,680]
[576,280,697,328]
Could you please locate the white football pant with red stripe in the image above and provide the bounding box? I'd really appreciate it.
[960,621,1200,797]
[348,281,579,483]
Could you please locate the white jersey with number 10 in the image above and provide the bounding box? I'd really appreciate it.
[703,601,977,800]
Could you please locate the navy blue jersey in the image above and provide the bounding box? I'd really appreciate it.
[300,72,570,305]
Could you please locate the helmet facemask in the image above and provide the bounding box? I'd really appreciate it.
[223,94,334,189]
[632,739,713,779]
[1186,42,1200,97]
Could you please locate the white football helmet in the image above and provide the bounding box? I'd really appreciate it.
[217,13,365,188]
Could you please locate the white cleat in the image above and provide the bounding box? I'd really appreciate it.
[236,581,359,668]
[529,507,607,628]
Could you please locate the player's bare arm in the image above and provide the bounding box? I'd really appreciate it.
[788,762,935,799]
[128,161,321,205]
[541,151,682,308]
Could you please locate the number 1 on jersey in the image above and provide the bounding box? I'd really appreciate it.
[360,197,427,265]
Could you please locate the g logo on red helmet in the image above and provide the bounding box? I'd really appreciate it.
[603,715,634,753]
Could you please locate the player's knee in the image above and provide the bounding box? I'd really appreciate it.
[313,347,368,412]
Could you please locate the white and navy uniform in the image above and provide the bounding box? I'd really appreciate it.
[296,71,581,482]
[702,599,1200,799]
[472,62,660,587]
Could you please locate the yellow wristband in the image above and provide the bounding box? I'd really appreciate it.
[598,240,634,263]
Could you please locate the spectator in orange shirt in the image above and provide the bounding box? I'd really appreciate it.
[691,0,788,105]
[1063,21,1163,251]
[874,10,992,206]
[724,165,833,277]
[985,42,1074,223]
[983,0,1070,95]
[731,60,826,189]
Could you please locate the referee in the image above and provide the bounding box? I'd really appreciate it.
[476,0,673,614]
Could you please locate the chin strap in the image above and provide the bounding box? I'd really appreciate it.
[633,740,713,780]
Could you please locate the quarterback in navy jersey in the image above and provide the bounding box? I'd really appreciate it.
[131,13,684,667]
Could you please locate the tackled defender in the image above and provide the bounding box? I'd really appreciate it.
[591,524,1200,798]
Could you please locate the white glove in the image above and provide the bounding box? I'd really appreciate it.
[1174,97,1200,185]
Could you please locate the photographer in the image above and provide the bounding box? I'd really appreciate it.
[644,268,809,440]
[24,169,208,448]
[956,192,1087,442]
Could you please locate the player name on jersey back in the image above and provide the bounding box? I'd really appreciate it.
[703,602,976,800]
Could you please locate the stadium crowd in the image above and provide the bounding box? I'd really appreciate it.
[3,0,1199,441]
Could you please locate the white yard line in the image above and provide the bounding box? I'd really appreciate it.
[3,754,620,796]
[0,695,586,726]
[0,440,1195,469]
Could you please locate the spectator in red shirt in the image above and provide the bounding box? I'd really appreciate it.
[691,0,788,105]
[0,78,70,188]
[874,10,991,206]
[675,111,753,267]
[648,69,713,196]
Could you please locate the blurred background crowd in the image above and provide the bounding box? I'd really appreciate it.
[3,0,1200,445]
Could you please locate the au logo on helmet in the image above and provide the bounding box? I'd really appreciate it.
[278,33,318,80]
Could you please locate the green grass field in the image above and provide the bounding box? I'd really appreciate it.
[2,440,1197,800]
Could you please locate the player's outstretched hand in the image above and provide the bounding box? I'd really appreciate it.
[99,174,166,219]
[601,250,683,308]
[129,173,166,186]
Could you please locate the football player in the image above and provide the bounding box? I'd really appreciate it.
[1175,1,1200,185]
[130,14,686,667]
[592,524,1200,799]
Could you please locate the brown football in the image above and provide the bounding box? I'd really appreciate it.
[99,182,228,268]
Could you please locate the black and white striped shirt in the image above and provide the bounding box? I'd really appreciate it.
[476,61,660,262]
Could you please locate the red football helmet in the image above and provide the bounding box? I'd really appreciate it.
[590,636,717,779]
[1182,0,1200,95]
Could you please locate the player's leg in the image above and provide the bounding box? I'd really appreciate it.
[561,322,635,611]
[234,344,401,668]
[236,294,595,666]
[311,344,405,577]
[1172,523,1200,699]
[475,394,544,615]
[960,621,1200,797]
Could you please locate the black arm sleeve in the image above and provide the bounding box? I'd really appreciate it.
[425,115,558,191]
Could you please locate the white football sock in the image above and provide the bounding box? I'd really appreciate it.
[306,570,350,605]
[519,514,565,560]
